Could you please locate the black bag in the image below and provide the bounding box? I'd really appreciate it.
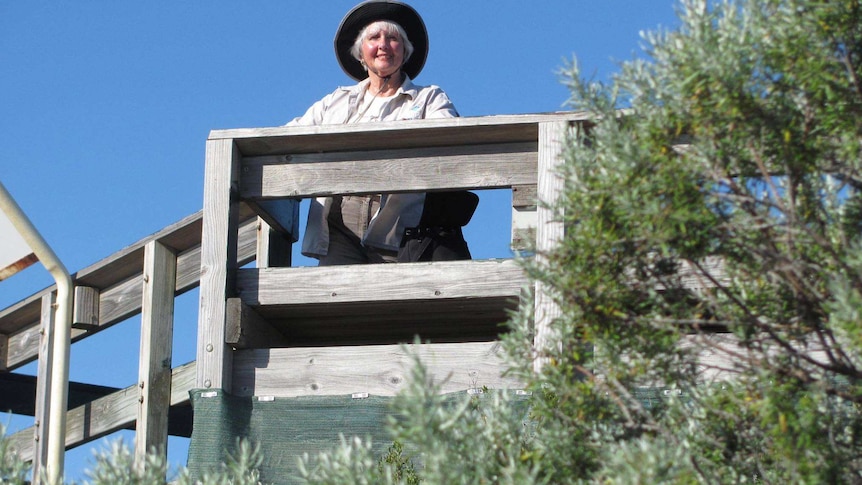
[397,191,478,262]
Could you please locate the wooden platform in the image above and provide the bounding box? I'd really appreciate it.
[195,113,578,394]
[1,112,583,471]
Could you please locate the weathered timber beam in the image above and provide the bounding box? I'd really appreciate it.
[0,334,6,373]
[237,259,526,307]
[2,217,258,372]
[533,121,569,372]
[231,341,526,397]
[7,362,196,462]
[210,112,594,157]
[247,199,300,242]
[135,240,177,468]
[511,184,538,251]
[225,298,290,349]
[240,142,537,199]
[0,372,119,416]
[71,286,99,330]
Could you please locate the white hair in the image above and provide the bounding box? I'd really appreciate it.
[350,20,414,70]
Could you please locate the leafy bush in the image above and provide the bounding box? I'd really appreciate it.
[301,0,862,483]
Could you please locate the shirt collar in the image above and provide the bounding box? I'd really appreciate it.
[342,74,419,100]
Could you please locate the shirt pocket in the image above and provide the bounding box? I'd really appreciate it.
[400,103,424,120]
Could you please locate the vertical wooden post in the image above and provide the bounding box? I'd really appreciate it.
[135,240,177,472]
[256,219,292,268]
[32,292,56,484]
[533,121,568,372]
[196,138,241,392]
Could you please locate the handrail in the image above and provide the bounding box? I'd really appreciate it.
[0,208,259,372]
[0,207,260,466]
[0,181,73,484]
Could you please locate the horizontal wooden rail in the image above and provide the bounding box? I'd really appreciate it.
[210,113,592,157]
[232,259,527,347]
[232,342,525,397]
[0,209,259,372]
[8,362,196,462]
[241,142,538,199]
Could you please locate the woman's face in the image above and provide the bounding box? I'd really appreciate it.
[360,24,405,79]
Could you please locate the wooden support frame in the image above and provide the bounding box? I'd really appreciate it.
[533,121,569,371]
[32,292,56,482]
[225,298,290,349]
[196,113,590,396]
[231,342,526,397]
[511,184,537,251]
[72,286,99,330]
[196,139,242,392]
[9,363,196,462]
[135,240,178,471]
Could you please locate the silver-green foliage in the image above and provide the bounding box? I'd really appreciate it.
[81,439,261,485]
[303,0,862,483]
[0,424,30,485]
[0,430,262,485]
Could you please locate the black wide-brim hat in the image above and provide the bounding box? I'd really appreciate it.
[334,0,428,81]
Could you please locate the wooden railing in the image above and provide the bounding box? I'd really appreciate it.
[0,112,586,476]
[196,113,584,396]
[0,207,261,473]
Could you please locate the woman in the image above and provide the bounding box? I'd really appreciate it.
[287,0,465,266]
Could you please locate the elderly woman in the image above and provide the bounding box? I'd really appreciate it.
[288,0,470,266]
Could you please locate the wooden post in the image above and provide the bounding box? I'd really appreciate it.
[533,121,568,372]
[135,240,177,472]
[256,219,292,268]
[196,138,241,392]
[72,286,100,330]
[511,184,537,252]
[32,292,56,485]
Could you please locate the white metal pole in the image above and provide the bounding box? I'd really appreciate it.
[0,181,71,485]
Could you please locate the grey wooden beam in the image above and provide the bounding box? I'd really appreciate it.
[135,240,177,472]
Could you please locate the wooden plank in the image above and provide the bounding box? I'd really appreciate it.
[511,185,538,250]
[32,293,55,481]
[238,259,525,307]
[0,334,6,372]
[0,206,255,337]
[0,373,120,416]
[533,121,569,372]
[135,241,177,469]
[255,219,293,269]
[231,341,526,397]
[241,142,537,199]
[72,211,201,290]
[210,112,592,157]
[511,185,537,208]
[3,217,258,372]
[196,138,241,392]
[249,199,300,242]
[0,293,43,336]
[4,325,45,372]
[72,286,100,329]
[235,260,525,346]
[8,362,196,463]
[225,298,290,349]
[511,207,536,251]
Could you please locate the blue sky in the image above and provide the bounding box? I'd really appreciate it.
[1,1,680,481]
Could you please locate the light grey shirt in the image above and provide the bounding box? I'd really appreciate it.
[286,76,459,258]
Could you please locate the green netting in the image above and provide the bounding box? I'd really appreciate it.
[187,389,399,484]
[186,388,536,484]
[186,387,671,484]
